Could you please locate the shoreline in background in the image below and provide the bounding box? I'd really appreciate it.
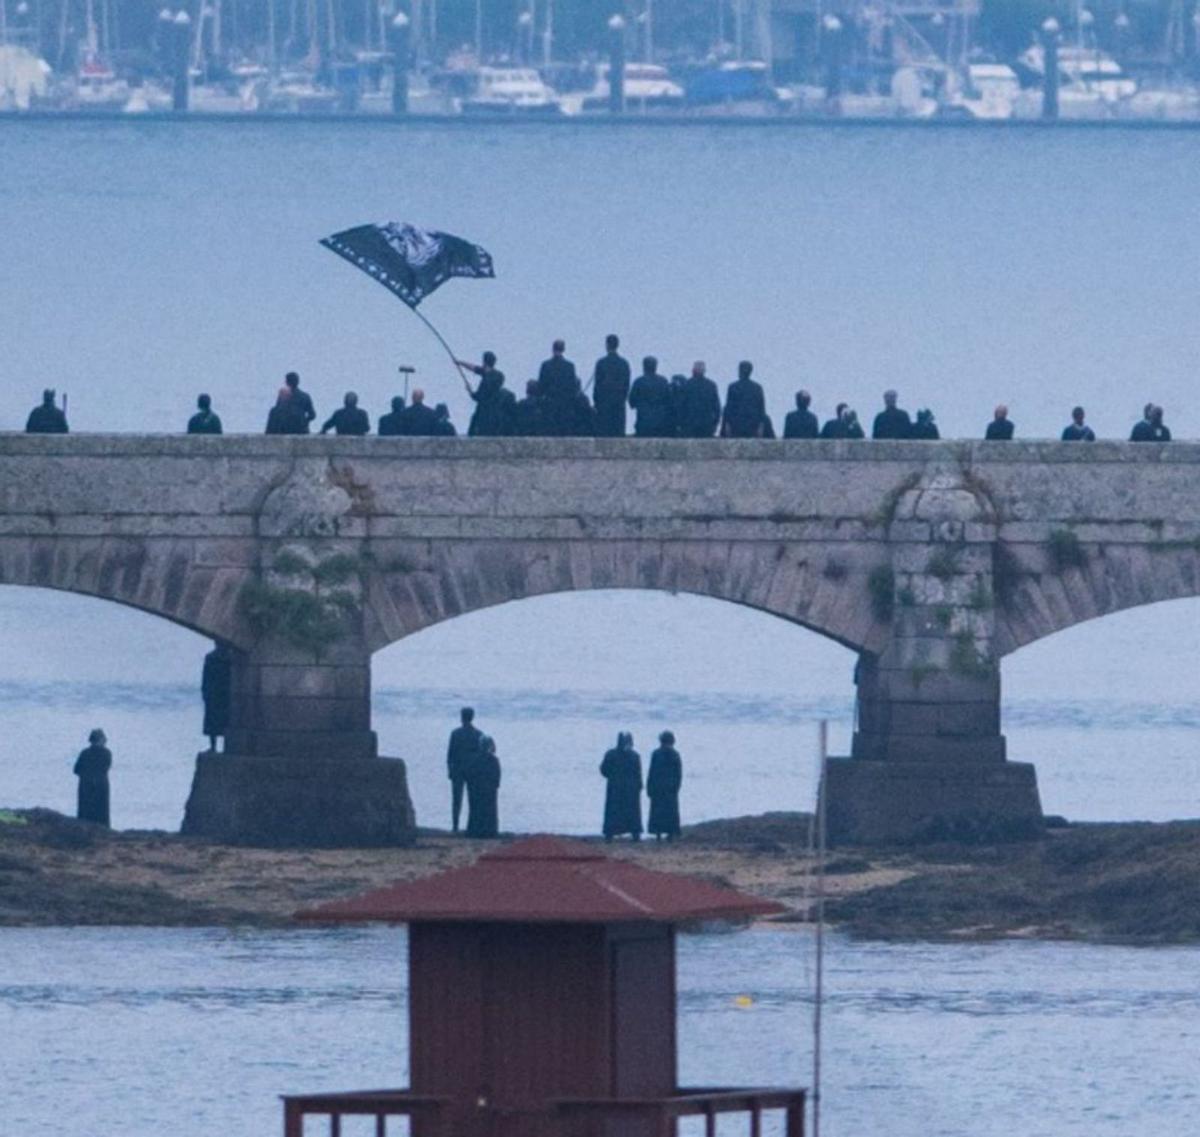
[3,808,1198,944]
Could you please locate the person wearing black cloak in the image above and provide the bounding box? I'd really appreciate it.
[447,707,482,833]
[378,396,406,436]
[871,390,912,440]
[25,389,69,434]
[592,333,631,437]
[283,371,316,432]
[600,731,643,842]
[266,386,307,435]
[984,404,1015,440]
[187,393,223,435]
[909,408,940,440]
[512,380,546,436]
[459,351,512,437]
[820,402,851,439]
[537,340,582,436]
[201,643,233,752]
[628,356,673,438]
[646,731,683,841]
[783,390,819,439]
[320,391,370,435]
[465,735,501,839]
[74,728,112,827]
[720,361,767,438]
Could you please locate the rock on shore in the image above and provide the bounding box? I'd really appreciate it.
[1,808,1198,943]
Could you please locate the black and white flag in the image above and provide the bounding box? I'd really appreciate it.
[320,222,495,308]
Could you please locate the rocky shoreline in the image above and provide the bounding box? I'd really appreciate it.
[1,808,1198,943]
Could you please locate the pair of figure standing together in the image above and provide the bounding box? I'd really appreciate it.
[447,707,502,838]
[601,731,683,842]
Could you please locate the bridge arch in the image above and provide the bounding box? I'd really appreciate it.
[362,538,885,655]
[0,536,254,648]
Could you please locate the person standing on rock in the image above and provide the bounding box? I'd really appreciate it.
[201,643,233,753]
[646,731,683,842]
[447,707,482,834]
[465,735,502,839]
[600,732,643,842]
[73,729,112,827]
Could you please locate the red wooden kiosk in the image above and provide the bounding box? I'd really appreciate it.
[287,836,806,1137]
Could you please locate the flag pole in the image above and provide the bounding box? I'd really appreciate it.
[410,303,469,386]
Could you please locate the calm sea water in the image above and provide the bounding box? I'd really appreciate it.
[1,121,1199,1135]
[1,925,1197,1137]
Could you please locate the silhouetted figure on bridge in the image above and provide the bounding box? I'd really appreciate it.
[399,389,440,436]
[629,356,673,438]
[1062,406,1095,441]
[461,351,512,437]
[25,389,68,434]
[784,390,819,439]
[646,731,683,842]
[592,334,631,437]
[721,361,767,439]
[513,380,546,437]
[201,644,233,753]
[447,707,482,834]
[74,728,112,827]
[872,390,912,440]
[283,371,316,433]
[1131,404,1171,442]
[321,392,370,436]
[909,408,940,440]
[266,386,308,435]
[820,402,850,439]
[433,403,457,436]
[378,396,406,436]
[538,340,582,436]
[465,735,501,839]
[676,362,722,438]
[601,732,643,842]
[985,405,1015,440]
[187,393,223,435]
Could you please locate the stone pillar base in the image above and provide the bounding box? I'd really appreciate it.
[822,757,1043,846]
[181,752,417,848]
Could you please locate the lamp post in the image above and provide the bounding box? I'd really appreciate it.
[390,10,409,115]
[172,9,191,113]
[1041,16,1060,121]
[608,13,625,114]
[822,13,843,110]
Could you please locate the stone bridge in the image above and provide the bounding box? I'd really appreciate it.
[2,434,1198,845]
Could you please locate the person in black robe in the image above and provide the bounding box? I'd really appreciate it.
[820,402,851,439]
[187,393,223,435]
[447,707,482,833]
[720,361,767,438]
[465,735,501,839]
[513,380,546,436]
[909,408,940,440]
[1061,406,1095,441]
[320,392,370,435]
[537,340,583,436]
[592,334,631,437]
[459,351,512,437]
[266,386,307,435]
[74,728,112,827]
[398,389,440,436]
[984,404,1015,440]
[378,396,406,436]
[433,404,457,436]
[25,389,69,434]
[201,643,233,752]
[871,390,912,439]
[646,731,683,841]
[628,356,673,438]
[283,372,316,432]
[600,731,643,841]
[783,390,819,439]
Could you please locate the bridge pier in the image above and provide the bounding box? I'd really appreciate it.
[182,640,415,848]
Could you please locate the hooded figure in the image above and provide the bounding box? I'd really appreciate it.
[646,731,683,840]
[600,731,643,841]
[465,734,501,839]
[74,728,112,827]
[201,644,233,751]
